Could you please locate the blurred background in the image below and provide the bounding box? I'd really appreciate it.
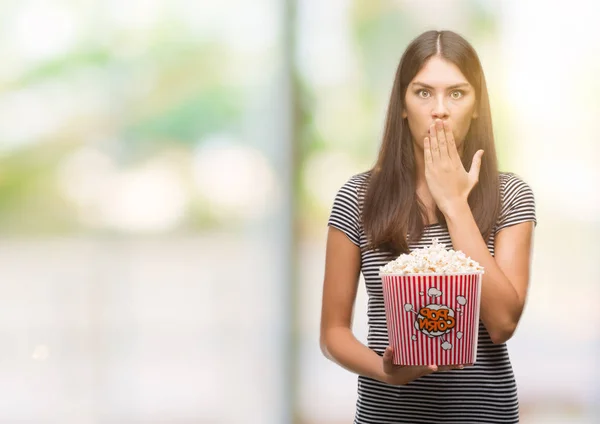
[0,0,599,423]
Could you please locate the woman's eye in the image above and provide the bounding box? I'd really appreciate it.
[450,90,464,99]
[417,90,430,98]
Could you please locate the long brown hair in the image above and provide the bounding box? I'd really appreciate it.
[362,30,501,256]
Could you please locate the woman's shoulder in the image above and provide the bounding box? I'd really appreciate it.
[345,170,371,187]
[496,172,537,230]
[329,171,372,244]
[338,170,371,196]
[498,171,534,196]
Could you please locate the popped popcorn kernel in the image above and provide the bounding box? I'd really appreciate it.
[379,238,484,275]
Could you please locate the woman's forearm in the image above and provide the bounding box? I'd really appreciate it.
[321,327,386,382]
[443,201,523,343]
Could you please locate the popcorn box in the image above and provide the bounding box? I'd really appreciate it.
[380,272,483,366]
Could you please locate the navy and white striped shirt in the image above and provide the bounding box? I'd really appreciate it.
[328,171,537,424]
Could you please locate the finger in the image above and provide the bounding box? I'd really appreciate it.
[435,119,449,159]
[443,120,461,164]
[424,137,433,165]
[415,365,438,377]
[428,123,439,160]
[398,365,437,384]
[468,150,484,182]
[438,365,465,372]
[383,346,393,361]
[382,347,394,372]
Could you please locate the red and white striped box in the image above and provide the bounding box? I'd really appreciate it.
[380,273,483,366]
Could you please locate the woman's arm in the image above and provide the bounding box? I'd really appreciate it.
[320,227,387,381]
[423,120,536,345]
[320,227,439,383]
[443,202,535,344]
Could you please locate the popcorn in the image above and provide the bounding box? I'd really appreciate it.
[380,238,483,275]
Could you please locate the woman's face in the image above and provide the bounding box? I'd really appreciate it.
[403,56,478,152]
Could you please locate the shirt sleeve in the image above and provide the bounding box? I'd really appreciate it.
[327,176,361,246]
[496,173,537,233]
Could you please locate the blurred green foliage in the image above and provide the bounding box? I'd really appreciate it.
[0,0,508,235]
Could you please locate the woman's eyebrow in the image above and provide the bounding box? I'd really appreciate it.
[411,81,471,90]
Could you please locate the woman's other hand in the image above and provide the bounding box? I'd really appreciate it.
[381,346,465,385]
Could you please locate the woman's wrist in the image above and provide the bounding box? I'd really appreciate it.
[441,198,471,222]
[368,351,389,383]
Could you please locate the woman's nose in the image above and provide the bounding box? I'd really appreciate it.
[431,96,449,119]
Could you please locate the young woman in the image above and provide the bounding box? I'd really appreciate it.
[320,30,536,423]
